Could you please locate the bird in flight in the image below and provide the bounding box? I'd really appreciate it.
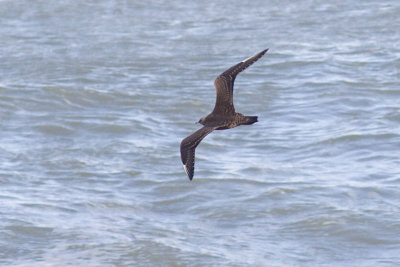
[180,49,268,180]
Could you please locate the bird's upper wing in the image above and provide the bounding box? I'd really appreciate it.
[212,49,268,116]
[180,126,216,180]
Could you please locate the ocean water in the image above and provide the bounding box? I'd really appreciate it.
[1,0,400,266]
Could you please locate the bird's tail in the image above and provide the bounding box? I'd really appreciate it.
[243,116,258,125]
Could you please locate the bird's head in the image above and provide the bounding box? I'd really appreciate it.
[197,117,206,125]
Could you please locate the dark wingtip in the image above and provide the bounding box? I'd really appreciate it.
[251,49,268,60]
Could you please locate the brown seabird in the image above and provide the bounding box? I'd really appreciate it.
[180,49,268,180]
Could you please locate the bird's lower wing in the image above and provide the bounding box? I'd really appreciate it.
[180,126,216,180]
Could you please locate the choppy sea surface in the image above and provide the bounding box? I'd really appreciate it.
[1,0,400,266]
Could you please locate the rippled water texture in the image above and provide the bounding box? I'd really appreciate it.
[1,0,400,266]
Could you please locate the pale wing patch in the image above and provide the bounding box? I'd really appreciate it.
[241,49,268,63]
[183,165,189,177]
[241,55,253,63]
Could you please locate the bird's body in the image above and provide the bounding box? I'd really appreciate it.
[180,49,268,180]
[199,112,258,130]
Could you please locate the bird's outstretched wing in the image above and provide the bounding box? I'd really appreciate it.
[180,126,216,180]
[212,49,269,116]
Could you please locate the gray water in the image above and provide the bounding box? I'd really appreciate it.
[1,0,400,266]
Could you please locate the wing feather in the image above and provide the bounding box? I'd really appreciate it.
[180,126,215,180]
[212,49,268,115]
